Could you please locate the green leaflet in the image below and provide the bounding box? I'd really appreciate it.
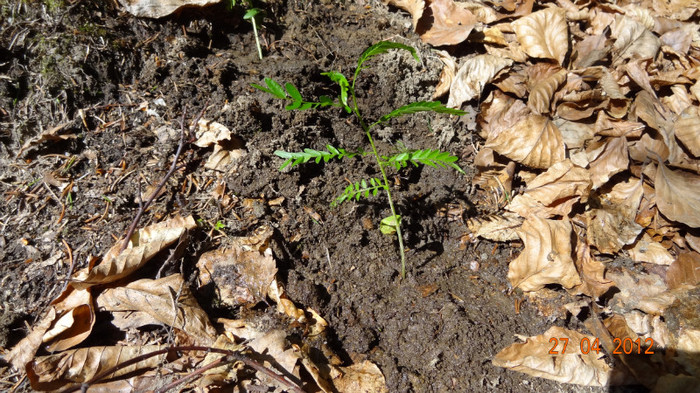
[376,101,466,125]
[274,145,361,170]
[332,177,387,207]
[384,149,465,174]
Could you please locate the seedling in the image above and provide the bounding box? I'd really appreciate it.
[229,0,264,60]
[253,41,466,278]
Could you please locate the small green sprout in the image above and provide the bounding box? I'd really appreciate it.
[253,41,466,278]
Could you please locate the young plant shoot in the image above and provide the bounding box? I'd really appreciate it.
[253,41,466,278]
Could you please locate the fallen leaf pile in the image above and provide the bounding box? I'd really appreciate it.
[387,0,700,389]
[6,215,386,391]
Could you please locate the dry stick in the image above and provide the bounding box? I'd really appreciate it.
[119,110,188,254]
[58,346,304,393]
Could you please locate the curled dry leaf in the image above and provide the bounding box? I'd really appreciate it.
[666,251,700,289]
[384,0,425,29]
[7,308,56,372]
[628,233,674,265]
[42,286,95,352]
[493,326,612,386]
[331,360,388,393]
[466,211,523,242]
[432,50,456,99]
[528,67,568,115]
[72,215,196,289]
[609,269,676,315]
[511,7,569,65]
[195,119,247,172]
[612,15,661,61]
[27,345,167,391]
[507,216,582,292]
[447,55,513,109]
[417,0,477,46]
[574,242,614,299]
[507,159,591,218]
[118,0,218,18]
[655,162,700,228]
[674,105,700,157]
[585,208,643,254]
[587,136,629,189]
[594,112,645,138]
[97,274,216,345]
[485,114,565,169]
[477,89,530,141]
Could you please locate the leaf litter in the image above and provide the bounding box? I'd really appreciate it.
[388,0,700,389]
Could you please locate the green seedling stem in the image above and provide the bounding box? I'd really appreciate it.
[253,41,466,279]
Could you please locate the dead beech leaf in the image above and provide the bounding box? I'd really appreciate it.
[72,215,196,288]
[655,162,700,228]
[18,122,75,156]
[528,68,567,115]
[587,136,629,189]
[118,0,217,18]
[27,345,167,391]
[477,90,530,141]
[573,31,609,69]
[507,159,591,218]
[585,208,643,254]
[676,329,700,378]
[485,115,565,169]
[574,242,614,299]
[553,119,594,148]
[195,119,247,172]
[42,286,95,352]
[447,55,513,108]
[594,112,644,138]
[609,269,676,315]
[507,216,582,292]
[417,0,477,46]
[7,308,56,372]
[432,50,456,99]
[628,233,674,265]
[196,246,277,307]
[599,69,626,100]
[493,326,611,386]
[512,7,569,65]
[674,106,700,157]
[384,0,425,29]
[466,211,523,242]
[612,15,661,60]
[666,252,700,289]
[332,360,388,393]
[97,274,216,345]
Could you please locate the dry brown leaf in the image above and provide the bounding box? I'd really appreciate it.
[477,90,530,140]
[599,69,627,100]
[574,242,614,299]
[432,50,456,99]
[492,63,528,98]
[447,54,513,108]
[195,119,247,172]
[609,269,676,315]
[507,216,582,292]
[72,215,196,288]
[417,0,477,46]
[118,0,218,18]
[42,286,95,352]
[594,112,644,138]
[625,60,657,99]
[492,326,611,386]
[666,251,700,289]
[27,345,167,391]
[466,211,523,242]
[612,15,661,60]
[18,122,75,156]
[485,114,565,169]
[507,159,591,218]
[7,308,56,372]
[97,274,216,345]
[554,119,594,148]
[528,68,567,115]
[573,31,609,68]
[268,279,328,337]
[587,136,629,189]
[676,329,700,378]
[674,105,700,157]
[655,162,700,228]
[512,7,569,65]
[197,245,277,307]
[332,360,388,393]
[628,233,674,265]
[384,0,425,29]
[248,330,303,381]
[585,208,643,254]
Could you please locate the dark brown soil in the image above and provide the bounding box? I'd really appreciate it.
[0,0,640,391]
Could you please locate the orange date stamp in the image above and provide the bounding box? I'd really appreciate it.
[548,337,655,355]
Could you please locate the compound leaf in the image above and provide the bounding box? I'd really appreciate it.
[251,77,286,99]
[321,71,350,110]
[332,177,387,207]
[385,149,465,174]
[274,145,360,170]
[376,101,466,125]
[357,41,419,75]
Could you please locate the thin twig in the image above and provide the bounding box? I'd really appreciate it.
[119,110,188,254]
[58,346,304,393]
